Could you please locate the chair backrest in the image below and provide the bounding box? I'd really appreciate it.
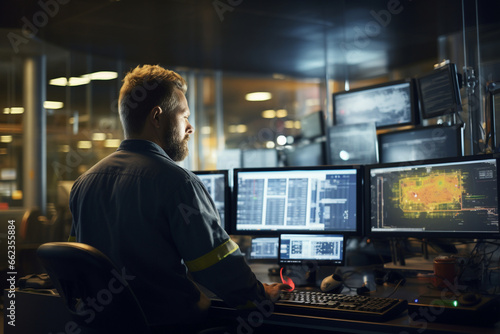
[37,242,152,334]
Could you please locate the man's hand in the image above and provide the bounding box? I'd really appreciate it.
[263,283,292,302]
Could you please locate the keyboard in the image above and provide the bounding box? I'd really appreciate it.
[275,290,408,322]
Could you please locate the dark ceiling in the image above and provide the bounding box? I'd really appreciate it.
[2,0,499,79]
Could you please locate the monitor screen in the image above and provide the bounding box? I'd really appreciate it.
[379,125,464,163]
[416,63,462,119]
[249,237,279,261]
[333,79,416,129]
[279,233,345,266]
[301,110,326,139]
[284,141,327,167]
[366,155,500,238]
[233,166,362,235]
[327,122,379,165]
[241,149,279,168]
[193,170,230,231]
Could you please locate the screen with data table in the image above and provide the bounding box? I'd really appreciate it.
[193,170,230,231]
[279,234,345,265]
[233,166,362,235]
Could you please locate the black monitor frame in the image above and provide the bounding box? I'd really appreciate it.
[332,78,418,129]
[278,233,346,266]
[192,170,231,233]
[415,63,463,120]
[232,165,363,236]
[378,124,464,164]
[364,154,500,239]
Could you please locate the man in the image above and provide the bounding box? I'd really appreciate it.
[69,65,289,331]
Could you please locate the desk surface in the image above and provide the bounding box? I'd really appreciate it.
[206,262,500,334]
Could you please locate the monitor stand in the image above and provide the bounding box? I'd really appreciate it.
[385,238,434,272]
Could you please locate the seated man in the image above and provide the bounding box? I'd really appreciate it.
[69,65,289,332]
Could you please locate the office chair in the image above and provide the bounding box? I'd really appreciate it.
[36,242,153,334]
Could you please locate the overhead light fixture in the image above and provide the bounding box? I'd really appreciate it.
[0,136,13,143]
[261,109,276,119]
[3,107,24,114]
[265,141,275,149]
[44,101,64,109]
[276,109,288,118]
[104,139,121,148]
[82,71,118,80]
[201,126,212,135]
[92,133,107,141]
[245,92,272,101]
[284,120,295,129]
[236,124,247,133]
[77,141,92,149]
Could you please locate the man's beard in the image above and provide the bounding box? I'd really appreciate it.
[163,125,189,162]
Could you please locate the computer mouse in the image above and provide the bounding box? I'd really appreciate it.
[320,273,343,293]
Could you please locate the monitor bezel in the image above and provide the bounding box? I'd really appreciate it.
[377,124,464,164]
[278,233,346,266]
[332,78,418,129]
[364,154,500,239]
[192,169,231,233]
[232,165,363,236]
[300,110,326,140]
[415,63,463,120]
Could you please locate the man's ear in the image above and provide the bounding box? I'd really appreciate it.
[150,106,162,128]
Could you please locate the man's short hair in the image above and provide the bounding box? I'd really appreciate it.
[118,65,187,137]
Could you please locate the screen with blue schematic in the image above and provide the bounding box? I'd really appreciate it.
[233,166,361,234]
[279,234,345,265]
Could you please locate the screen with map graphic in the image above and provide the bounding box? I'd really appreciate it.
[365,155,500,238]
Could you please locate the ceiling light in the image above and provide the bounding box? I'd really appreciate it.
[245,92,272,101]
[276,109,288,118]
[3,107,24,114]
[294,121,301,129]
[44,101,64,109]
[228,125,237,133]
[82,71,118,80]
[77,141,92,149]
[284,120,295,129]
[261,109,276,119]
[104,139,121,148]
[0,136,13,143]
[68,77,91,86]
[92,133,107,141]
[49,77,68,86]
[236,124,247,133]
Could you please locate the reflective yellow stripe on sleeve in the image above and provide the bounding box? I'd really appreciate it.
[185,239,239,272]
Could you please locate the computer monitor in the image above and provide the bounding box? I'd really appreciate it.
[327,122,379,165]
[378,125,464,163]
[415,63,462,119]
[249,237,279,261]
[365,155,500,238]
[332,79,417,129]
[301,110,326,139]
[193,170,230,231]
[278,233,345,266]
[232,166,362,235]
[241,149,279,168]
[284,141,327,167]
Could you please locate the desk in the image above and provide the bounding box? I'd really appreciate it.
[206,263,500,334]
